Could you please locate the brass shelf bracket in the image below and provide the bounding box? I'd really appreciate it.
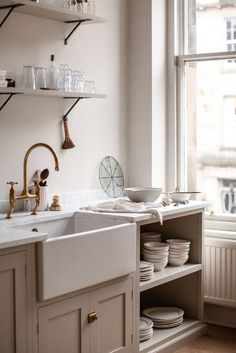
[64,19,92,45]
[0,93,19,112]
[0,4,24,29]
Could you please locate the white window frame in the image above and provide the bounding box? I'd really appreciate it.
[167,0,236,219]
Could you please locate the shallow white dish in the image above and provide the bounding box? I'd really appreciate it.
[125,187,162,202]
[140,317,153,330]
[143,307,184,321]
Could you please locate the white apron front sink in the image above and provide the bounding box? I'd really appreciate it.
[15,213,136,300]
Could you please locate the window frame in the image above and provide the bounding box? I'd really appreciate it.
[168,0,236,218]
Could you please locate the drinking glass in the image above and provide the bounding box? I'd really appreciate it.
[84,80,95,94]
[71,70,85,92]
[22,66,35,89]
[35,67,47,89]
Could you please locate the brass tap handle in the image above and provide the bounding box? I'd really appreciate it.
[88,312,98,323]
[6,182,18,219]
[7,181,18,186]
[31,180,40,216]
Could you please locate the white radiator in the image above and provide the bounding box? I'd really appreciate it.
[205,231,236,308]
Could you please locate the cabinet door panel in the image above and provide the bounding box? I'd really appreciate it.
[90,278,133,353]
[38,294,89,353]
[0,251,27,353]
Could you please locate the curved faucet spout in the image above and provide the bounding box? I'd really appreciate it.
[22,143,59,196]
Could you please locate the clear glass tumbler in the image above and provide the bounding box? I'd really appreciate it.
[84,80,95,94]
[22,66,36,89]
[35,67,47,89]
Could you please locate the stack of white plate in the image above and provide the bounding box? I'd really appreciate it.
[140,261,154,281]
[167,239,191,266]
[143,307,184,329]
[143,242,169,272]
[139,317,153,342]
[140,232,161,258]
[0,70,7,88]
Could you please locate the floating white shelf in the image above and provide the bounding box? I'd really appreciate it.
[139,319,204,353]
[1,0,107,24]
[0,87,106,99]
[139,264,203,292]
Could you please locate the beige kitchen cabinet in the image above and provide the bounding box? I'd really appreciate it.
[37,277,133,353]
[90,278,133,353]
[0,250,27,353]
[38,293,90,353]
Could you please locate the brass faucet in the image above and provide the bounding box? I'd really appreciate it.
[6,143,59,219]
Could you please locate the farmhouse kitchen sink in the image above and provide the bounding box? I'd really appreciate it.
[15,213,136,300]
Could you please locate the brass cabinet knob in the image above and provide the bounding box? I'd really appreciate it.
[88,312,98,323]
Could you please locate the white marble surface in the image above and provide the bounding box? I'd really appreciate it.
[0,200,210,250]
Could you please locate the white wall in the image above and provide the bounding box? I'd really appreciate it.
[0,0,128,201]
[127,0,167,189]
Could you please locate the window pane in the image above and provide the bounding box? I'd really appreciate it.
[186,0,236,54]
[184,60,236,213]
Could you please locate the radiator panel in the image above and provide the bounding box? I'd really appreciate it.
[205,235,236,308]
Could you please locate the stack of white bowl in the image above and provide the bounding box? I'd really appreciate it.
[143,307,184,329]
[140,232,161,259]
[139,317,153,342]
[140,261,154,281]
[143,242,169,272]
[167,239,191,266]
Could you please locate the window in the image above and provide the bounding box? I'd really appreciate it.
[175,0,236,215]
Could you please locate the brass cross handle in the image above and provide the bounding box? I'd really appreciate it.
[88,312,98,323]
[7,181,18,187]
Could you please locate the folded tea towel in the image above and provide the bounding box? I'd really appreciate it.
[82,200,163,225]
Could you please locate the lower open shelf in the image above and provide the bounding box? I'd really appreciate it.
[139,319,205,353]
[140,264,202,292]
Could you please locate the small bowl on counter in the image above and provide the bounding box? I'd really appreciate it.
[164,191,200,203]
[125,187,162,203]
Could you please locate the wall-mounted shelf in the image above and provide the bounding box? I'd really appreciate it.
[0,0,107,44]
[0,87,106,112]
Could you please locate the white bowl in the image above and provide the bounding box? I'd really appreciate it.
[153,259,168,272]
[167,239,191,246]
[167,192,192,203]
[143,253,168,261]
[144,242,169,250]
[168,256,188,266]
[125,187,162,202]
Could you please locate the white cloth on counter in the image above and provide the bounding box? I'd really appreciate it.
[82,200,163,225]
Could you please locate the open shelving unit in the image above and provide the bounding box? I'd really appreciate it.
[0,0,107,44]
[140,263,203,292]
[135,208,206,353]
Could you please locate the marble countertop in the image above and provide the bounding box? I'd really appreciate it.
[0,200,210,250]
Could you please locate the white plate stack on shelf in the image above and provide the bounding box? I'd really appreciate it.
[139,317,153,342]
[140,261,154,281]
[0,70,7,88]
[143,242,169,272]
[140,232,161,259]
[167,239,191,266]
[143,307,184,329]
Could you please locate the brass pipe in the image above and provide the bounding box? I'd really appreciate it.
[6,143,59,219]
[21,143,59,197]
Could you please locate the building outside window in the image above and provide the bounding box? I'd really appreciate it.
[226,17,236,62]
[175,0,236,214]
